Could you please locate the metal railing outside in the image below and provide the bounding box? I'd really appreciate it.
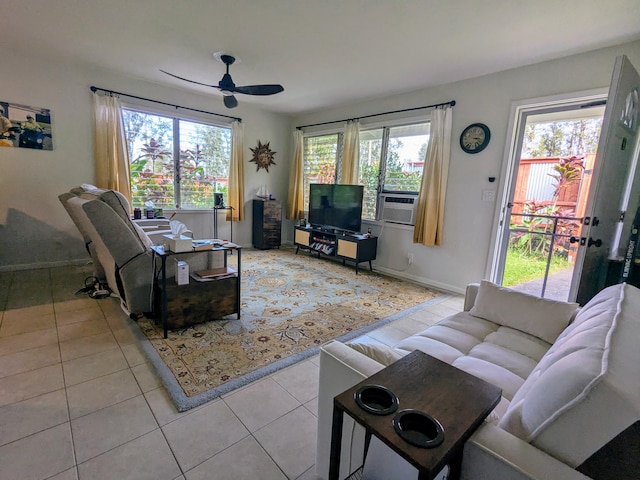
[508,212,581,298]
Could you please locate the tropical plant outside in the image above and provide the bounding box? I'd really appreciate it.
[506,157,584,286]
[302,123,428,220]
[504,115,601,288]
[122,109,231,209]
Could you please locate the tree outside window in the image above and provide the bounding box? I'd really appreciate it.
[302,134,339,211]
[122,109,231,209]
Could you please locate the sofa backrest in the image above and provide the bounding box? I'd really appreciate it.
[498,283,640,467]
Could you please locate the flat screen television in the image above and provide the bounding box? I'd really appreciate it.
[308,184,364,233]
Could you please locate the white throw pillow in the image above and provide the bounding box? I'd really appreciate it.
[469,280,578,344]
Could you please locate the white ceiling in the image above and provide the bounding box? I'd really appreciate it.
[5,0,640,115]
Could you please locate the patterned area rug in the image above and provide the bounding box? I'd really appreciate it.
[132,247,448,411]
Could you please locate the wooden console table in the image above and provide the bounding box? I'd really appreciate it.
[151,244,241,338]
[329,351,502,480]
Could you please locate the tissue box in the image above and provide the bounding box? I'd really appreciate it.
[174,260,189,285]
[163,234,192,253]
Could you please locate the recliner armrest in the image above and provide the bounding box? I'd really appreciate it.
[462,423,591,480]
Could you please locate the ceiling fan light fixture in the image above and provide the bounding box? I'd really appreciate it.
[213,51,240,65]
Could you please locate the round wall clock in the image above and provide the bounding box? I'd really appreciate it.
[460,123,491,154]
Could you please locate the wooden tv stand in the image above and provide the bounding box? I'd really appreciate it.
[294,226,377,274]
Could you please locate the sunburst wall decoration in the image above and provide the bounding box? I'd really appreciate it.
[249,140,276,172]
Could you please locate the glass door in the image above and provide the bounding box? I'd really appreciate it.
[493,100,605,301]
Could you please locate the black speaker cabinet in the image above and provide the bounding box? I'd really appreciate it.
[252,199,281,249]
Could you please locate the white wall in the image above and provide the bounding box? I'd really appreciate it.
[3,40,639,294]
[292,40,640,293]
[0,50,292,270]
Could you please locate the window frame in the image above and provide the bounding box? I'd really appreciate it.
[302,114,430,221]
[121,102,233,211]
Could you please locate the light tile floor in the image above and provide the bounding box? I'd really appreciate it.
[0,265,463,480]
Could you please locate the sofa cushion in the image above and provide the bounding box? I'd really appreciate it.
[466,342,539,381]
[452,356,525,401]
[394,311,548,402]
[498,283,640,466]
[469,280,578,344]
[484,328,551,362]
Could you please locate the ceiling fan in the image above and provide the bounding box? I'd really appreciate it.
[160,53,284,109]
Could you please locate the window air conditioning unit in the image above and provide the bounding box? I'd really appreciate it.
[379,193,418,225]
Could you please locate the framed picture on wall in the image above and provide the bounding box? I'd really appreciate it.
[0,101,53,150]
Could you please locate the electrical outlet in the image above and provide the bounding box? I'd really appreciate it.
[408,253,414,265]
[482,189,496,202]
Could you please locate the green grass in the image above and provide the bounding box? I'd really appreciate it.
[503,248,571,287]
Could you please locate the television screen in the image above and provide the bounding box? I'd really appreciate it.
[308,184,364,233]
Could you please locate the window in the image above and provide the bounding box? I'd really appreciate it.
[122,109,231,209]
[382,123,430,192]
[302,120,429,220]
[302,133,339,212]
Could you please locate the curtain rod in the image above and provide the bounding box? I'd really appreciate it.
[90,86,242,122]
[296,99,455,130]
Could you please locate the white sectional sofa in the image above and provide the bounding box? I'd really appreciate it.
[316,280,640,480]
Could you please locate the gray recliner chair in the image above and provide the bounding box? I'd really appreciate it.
[60,185,186,288]
[60,186,205,316]
[59,186,110,284]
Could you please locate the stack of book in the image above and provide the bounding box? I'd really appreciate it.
[190,267,237,282]
[192,239,224,251]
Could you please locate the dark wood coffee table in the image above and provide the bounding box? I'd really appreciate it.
[329,350,502,480]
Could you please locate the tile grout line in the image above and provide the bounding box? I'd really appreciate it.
[2,264,459,480]
[51,266,81,478]
[207,392,293,478]
[100,296,187,478]
[71,297,164,476]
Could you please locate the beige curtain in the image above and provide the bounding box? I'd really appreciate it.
[92,92,132,205]
[340,120,360,184]
[287,129,305,219]
[227,121,245,221]
[413,107,453,246]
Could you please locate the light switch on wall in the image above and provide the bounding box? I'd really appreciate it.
[482,189,496,202]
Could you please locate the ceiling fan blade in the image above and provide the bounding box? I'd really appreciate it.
[233,84,284,96]
[160,69,218,88]
[223,95,238,109]
[162,54,283,108]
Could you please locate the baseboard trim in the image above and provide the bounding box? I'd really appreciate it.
[373,266,464,295]
[0,259,92,272]
[281,241,465,295]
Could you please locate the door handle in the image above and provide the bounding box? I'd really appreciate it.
[588,238,602,248]
[569,236,580,244]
